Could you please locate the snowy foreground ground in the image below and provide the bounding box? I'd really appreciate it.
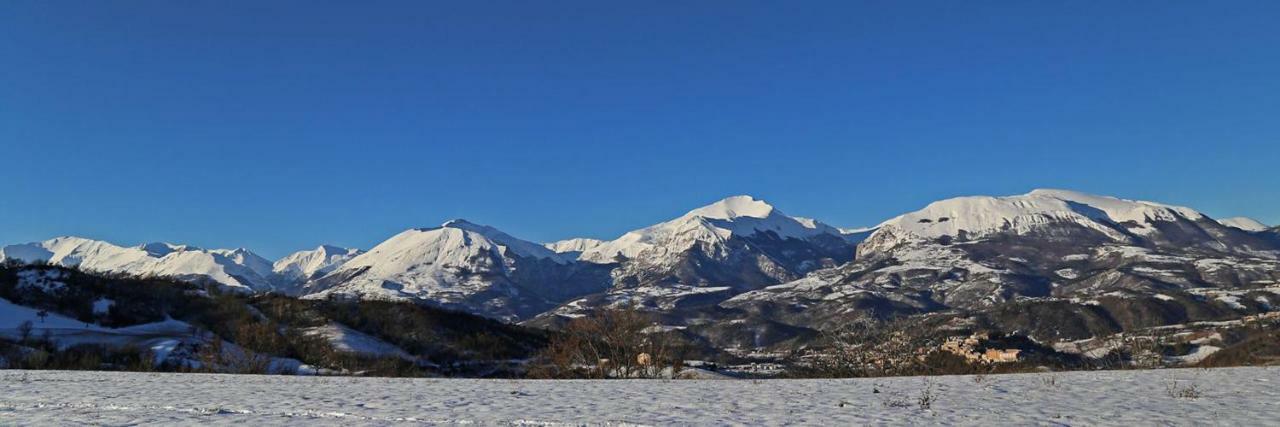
[1,368,1277,426]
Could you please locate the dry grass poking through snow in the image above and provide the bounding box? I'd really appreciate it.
[0,367,1275,425]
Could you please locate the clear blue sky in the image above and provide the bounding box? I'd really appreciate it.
[2,1,1278,258]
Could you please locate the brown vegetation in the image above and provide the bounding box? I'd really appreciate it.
[529,308,686,379]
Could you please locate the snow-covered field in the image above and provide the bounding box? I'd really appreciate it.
[1,368,1276,425]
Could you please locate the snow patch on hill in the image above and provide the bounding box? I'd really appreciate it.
[302,323,410,359]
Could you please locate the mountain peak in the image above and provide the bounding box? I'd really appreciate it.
[441,218,477,228]
[686,195,776,220]
[1026,188,1089,197]
[408,220,565,263]
[314,244,355,254]
[440,219,508,237]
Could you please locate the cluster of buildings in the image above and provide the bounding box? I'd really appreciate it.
[939,332,1022,364]
[1242,312,1280,323]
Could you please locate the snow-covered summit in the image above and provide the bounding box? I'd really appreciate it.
[272,245,364,283]
[209,248,274,278]
[437,219,567,263]
[302,221,598,320]
[319,221,565,283]
[861,189,1228,254]
[544,238,606,259]
[1218,217,1270,232]
[685,195,777,220]
[578,195,846,263]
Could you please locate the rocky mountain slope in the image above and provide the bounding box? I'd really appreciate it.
[712,189,1280,348]
[535,196,863,322]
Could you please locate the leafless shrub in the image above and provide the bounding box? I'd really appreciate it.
[972,371,989,384]
[917,379,935,410]
[17,321,33,343]
[1166,380,1203,399]
[1040,373,1059,388]
[879,379,937,410]
[1124,333,1170,369]
[880,393,913,409]
[197,339,272,374]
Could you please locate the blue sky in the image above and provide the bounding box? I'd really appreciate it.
[2,1,1278,258]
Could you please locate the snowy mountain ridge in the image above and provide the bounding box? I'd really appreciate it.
[0,236,278,291]
[272,245,364,284]
[436,219,568,263]
[544,238,606,259]
[577,195,849,264]
[3,189,1274,327]
[1218,217,1270,232]
[861,188,1236,254]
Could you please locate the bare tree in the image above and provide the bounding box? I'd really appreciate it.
[803,314,929,377]
[197,338,273,374]
[531,308,684,379]
[17,321,33,343]
[1124,333,1166,369]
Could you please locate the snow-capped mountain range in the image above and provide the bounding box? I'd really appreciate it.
[2,190,1276,334]
[0,237,282,292]
[714,190,1280,348]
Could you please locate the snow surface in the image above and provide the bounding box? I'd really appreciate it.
[15,269,69,294]
[1218,216,1270,232]
[0,297,193,351]
[301,323,409,359]
[0,368,1276,425]
[578,195,847,263]
[91,298,114,315]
